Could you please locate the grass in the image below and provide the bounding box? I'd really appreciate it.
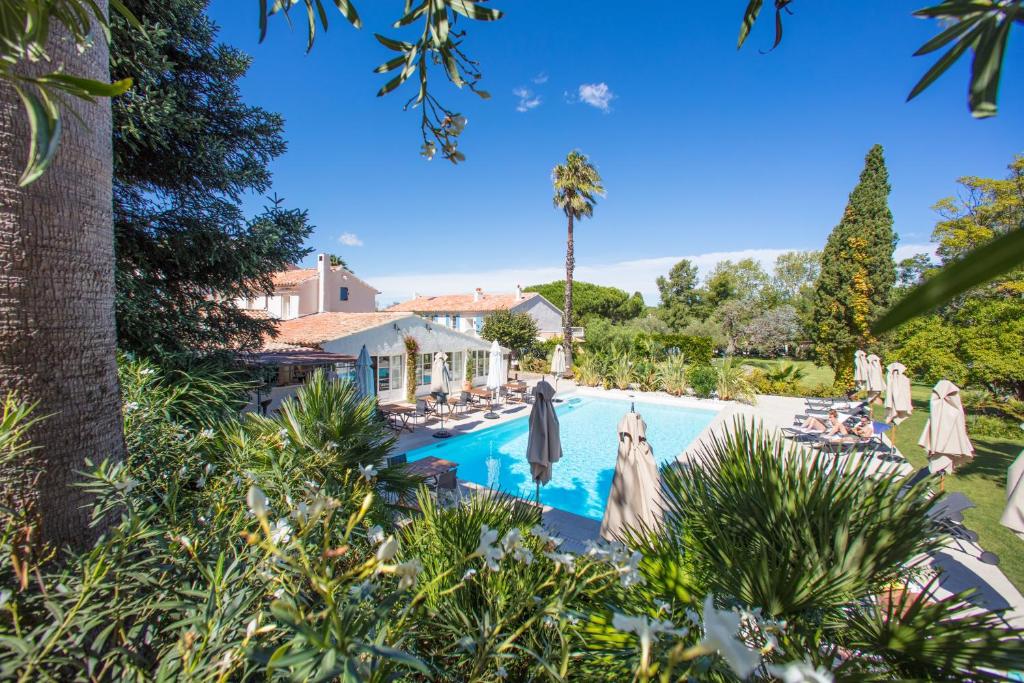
[873,384,1024,593]
[722,357,836,390]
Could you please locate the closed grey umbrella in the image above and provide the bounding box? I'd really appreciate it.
[884,362,913,425]
[526,380,562,512]
[1001,447,1024,534]
[600,411,663,541]
[430,352,453,439]
[355,344,374,401]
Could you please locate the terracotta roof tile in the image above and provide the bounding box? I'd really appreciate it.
[271,268,317,288]
[270,312,410,347]
[386,291,538,314]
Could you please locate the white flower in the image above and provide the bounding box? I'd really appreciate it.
[272,587,285,599]
[473,525,504,571]
[544,552,575,573]
[449,114,468,134]
[421,142,436,160]
[245,618,258,639]
[699,594,762,679]
[395,559,423,590]
[654,599,670,614]
[195,476,206,489]
[500,528,522,552]
[359,463,377,482]
[766,662,834,683]
[367,525,385,545]
[531,525,562,548]
[457,635,475,651]
[200,428,215,439]
[277,429,288,440]
[349,580,375,600]
[179,535,192,549]
[376,536,399,563]
[269,519,292,545]
[247,486,269,517]
[123,401,140,412]
[0,589,11,609]
[232,474,242,488]
[512,546,534,565]
[495,665,508,679]
[612,613,685,645]
[616,550,645,588]
[140,367,155,376]
[461,568,478,580]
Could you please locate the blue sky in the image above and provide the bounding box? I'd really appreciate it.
[207,1,1023,304]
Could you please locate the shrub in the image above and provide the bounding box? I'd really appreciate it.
[746,363,807,396]
[967,414,1022,440]
[715,357,757,404]
[688,364,718,398]
[656,355,689,396]
[653,334,714,365]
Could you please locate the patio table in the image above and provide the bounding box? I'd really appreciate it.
[405,456,458,491]
[380,403,415,432]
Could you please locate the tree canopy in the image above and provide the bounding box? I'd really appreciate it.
[112,0,312,357]
[812,144,897,387]
[525,281,644,325]
[480,310,538,359]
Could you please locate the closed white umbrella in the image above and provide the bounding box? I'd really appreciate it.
[526,380,562,512]
[865,354,885,395]
[484,340,504,420]
[884,362,913,425]
[1000,447,1024,534]
[550,344,566,389]
[430,352,453,439]
[919,380,974,468]
[854,349,869,388]
[600,410,663,541]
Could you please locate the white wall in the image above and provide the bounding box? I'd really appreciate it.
[513,296,564,335]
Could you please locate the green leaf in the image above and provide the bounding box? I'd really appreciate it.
[332,0,363,29]
[374,33,413,51]
[872,226,1024,334]
[259,0,269,42]
[737,0,765,48]
[36,73,132,99]
[448,0,503,21]
[906,18,986,102]
[13,84,61,187]
[967,12,1011,118]
[475,89,491,99]
[912,13,980,56]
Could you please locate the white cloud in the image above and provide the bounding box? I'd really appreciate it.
[894,242,937,262]
[367,243,935,306]
[577,82,614,112]
[532,72,549,84]
[513,87,542,112]
[338,232,363,247]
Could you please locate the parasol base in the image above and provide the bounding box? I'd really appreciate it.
[483,412,499,420]
[432,430,452,439]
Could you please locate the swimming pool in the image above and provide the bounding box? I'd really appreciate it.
[405,395,718,520]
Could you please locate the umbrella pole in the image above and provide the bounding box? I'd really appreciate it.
[535,480,542,524]
[433,392,452,439]
[484,388,499,419]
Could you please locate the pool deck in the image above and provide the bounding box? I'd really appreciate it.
[392,381,1024,628]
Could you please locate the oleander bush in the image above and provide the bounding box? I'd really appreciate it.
[688,364,719,399]
[0,362,1021,680]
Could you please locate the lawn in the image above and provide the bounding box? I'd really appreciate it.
[728,357,836,390]
[873,384,1024,593]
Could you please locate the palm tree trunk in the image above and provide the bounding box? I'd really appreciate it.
[562,213,574,368]
[0,2,124,549]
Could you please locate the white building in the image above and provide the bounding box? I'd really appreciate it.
[386,286,579,340]
[238,253,379,319]
[251,311,499,408]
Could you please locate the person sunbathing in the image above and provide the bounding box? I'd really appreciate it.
[802,410,848,436]
[852,415,874,439]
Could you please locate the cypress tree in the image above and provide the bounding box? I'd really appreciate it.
[812,144,897,388]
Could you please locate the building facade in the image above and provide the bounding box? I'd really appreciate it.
[386,286,575,340]
[238,253,378,319]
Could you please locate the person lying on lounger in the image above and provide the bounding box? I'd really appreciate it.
[802,410,849,436]
[852,415,874,439]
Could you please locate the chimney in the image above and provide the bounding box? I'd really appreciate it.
[316,253,326,313]
[473,287,482,302]
[515,284,523,301]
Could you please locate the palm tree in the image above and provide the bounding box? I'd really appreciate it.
[0,2,126,548]
[552,151,604,368]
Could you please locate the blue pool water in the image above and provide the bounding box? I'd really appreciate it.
[405,396,717,520]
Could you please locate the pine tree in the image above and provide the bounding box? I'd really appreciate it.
[812,144,897,388]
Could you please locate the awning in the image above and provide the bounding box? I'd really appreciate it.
[241,349,357,367]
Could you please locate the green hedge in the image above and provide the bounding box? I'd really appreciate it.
[653,334,714,365]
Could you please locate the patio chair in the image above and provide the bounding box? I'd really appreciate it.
[449,391,471,415]
[409,399,434,426]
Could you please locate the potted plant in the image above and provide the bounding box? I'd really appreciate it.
[464,352,474,390]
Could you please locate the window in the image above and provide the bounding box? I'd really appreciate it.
[334,361,356,384]
[452,314,461,330]
[474,316,484,333]
[376,356,391,391]
[339,287,349,301]
[449,351,463,381]
[416,353,432,386]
